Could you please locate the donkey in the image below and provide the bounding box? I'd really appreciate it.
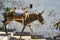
[2,10,45,38]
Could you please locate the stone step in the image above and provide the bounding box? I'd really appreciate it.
[10,37,46,40]
[13,32,31,36]
[11,36,31,39]
[11,36,46,39]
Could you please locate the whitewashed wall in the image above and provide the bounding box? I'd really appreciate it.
[0,0,60,38]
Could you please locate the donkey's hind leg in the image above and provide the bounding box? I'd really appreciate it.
[4,20,8,34]
[4,23,8,34]
[4,19,11,34]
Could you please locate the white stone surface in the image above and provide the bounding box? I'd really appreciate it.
[0,36,9,40]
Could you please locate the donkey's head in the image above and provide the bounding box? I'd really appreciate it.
[38,11,44,25]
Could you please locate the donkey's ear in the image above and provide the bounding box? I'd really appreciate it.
[41,11,44,14]
[39,11,44,14]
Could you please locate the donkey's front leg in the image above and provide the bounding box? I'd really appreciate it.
[28,23,37,38]
[28,23,35,36]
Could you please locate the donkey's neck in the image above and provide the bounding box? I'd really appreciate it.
[24,14,38,26]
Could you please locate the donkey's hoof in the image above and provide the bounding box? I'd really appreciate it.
[31,36,37,39]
